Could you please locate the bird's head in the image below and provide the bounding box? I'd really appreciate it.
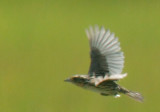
[64,75,89,87]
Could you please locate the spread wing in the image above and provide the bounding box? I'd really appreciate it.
[86,25,124,77]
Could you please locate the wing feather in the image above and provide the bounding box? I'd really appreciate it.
[87,25,124,76]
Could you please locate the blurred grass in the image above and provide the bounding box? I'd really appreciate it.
[0,0,160,112]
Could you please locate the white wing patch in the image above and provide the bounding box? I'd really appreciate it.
[90,73,127,86]
[86,25,125,75]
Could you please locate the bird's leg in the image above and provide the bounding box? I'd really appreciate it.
[114,94,121,98]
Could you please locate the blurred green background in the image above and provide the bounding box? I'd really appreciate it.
[0,0,160,112]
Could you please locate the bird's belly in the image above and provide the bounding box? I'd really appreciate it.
[83,85,118,95]
[84,85,102,93]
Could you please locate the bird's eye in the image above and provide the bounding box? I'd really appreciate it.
[73,78,81,81]
[73,77,85,83]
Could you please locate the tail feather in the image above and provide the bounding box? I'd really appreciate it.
[119,86,143,102]
[126,91,143,102]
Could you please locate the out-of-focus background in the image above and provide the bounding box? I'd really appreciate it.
[0,0,160,112]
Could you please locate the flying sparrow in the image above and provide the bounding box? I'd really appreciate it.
[65,25,143,102]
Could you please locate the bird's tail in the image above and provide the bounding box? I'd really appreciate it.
[119,86,143,102]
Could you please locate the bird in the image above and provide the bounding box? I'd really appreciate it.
[64,25,143,102]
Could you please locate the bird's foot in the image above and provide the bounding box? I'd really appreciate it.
[114,94,121,98]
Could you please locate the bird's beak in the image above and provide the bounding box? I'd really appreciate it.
[64,78,71,82]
